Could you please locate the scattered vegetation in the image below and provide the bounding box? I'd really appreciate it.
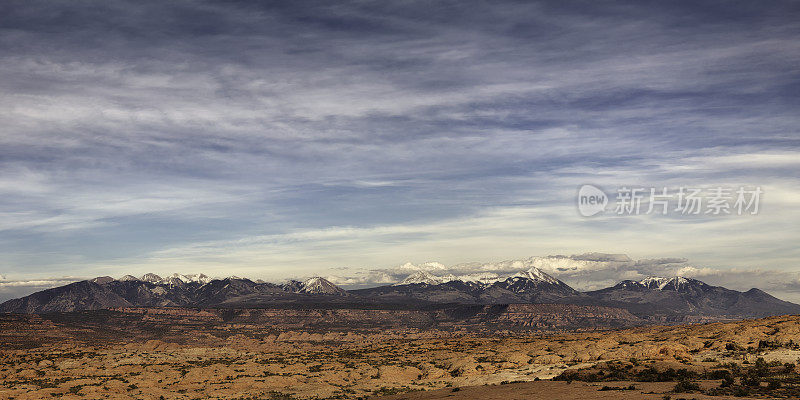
[672,379,700,393]
[556,357,800,398]
[598,384,637,391]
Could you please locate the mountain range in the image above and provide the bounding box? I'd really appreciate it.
[362,268,583,304]
[2,269,799,323]
[586,276,800,321]
[0,274,347,314]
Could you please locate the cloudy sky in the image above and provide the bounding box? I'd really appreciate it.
[1,1,800,302]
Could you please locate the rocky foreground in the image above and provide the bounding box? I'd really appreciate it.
[0,308,799,399]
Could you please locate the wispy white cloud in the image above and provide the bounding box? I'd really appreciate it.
[325,253,800,303]
[3,252,800,304]
[0,277,82,287]
[0,276,85,302]
[0,0,798,288]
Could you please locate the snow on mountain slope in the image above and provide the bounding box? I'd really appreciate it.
[636,276,704,291]
[299,277,347,295]
[135,273,214,285]
[512,267,562,285]
[396,267,566,288]
[395,271,446,286]
[457,272,503,285]
[170,273,212,284]
[140,273,163,284]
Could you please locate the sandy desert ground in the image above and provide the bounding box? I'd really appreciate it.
[1,309,799,399]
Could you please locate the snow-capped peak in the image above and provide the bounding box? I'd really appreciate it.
[395,271,445,286]
[512,267,561,285]
[140,273,163,283]
[458,272,502,285]
[119,275,140,282]
[137,273,212,285]
[300,277,346,295]
[637,276,697,290]
[396,267,564,287]
[168,273,212,284]
[639,276,671,289]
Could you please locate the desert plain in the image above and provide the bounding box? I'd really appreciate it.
[1,307,799,399]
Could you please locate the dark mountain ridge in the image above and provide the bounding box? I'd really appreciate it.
[352,272,585,305]
[0,275,345,314]
[586,276,800,321]
[2,271,798,324]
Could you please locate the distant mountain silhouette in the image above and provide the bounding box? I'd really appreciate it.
[0,274,346,313]
[355,267,585,304]
[2,272,798,324]
[585,276,800,321]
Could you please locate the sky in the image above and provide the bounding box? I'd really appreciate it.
[1,0,800,302]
